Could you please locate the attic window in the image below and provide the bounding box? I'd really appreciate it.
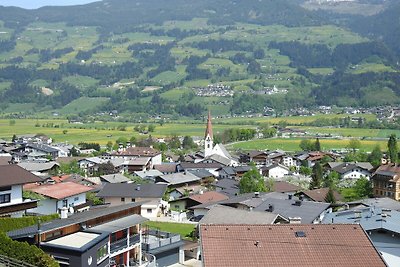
[295,231,306,238]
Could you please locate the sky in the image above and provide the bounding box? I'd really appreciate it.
[0,0,99,9]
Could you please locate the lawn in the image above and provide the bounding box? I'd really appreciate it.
[57,97,109,115]
[143,221,196,240]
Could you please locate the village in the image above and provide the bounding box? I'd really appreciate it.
[0,112,399,267]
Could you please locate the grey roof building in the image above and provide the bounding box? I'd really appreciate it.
[99,173,131,184]
[97,183,167,199]
[323,207,400,267]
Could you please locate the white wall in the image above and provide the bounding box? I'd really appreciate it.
[0,185,23,207]
[268,167,289,178]
[151,154,162,166]
[342,169,371,180]
[28,192,87,215]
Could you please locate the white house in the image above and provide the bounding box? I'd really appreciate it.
[327,162,374,180]
[26,182,93,215]
[261,163,290,179]
[0,165,41,217]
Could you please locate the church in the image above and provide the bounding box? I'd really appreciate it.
[202,111,238,166]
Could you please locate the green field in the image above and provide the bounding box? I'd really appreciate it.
[229,138,387,152]
[292,126,400,138]
[57,97,109,115]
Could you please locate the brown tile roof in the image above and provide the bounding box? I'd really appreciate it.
[189,191,229,204]
[200,224,387,267]
[272,181,301,193]
[154,163,177,173]
[299,187,342,202]
[0,165,42,187]
[26,182,93,200]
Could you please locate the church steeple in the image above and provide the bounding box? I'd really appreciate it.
[204,110,213,157]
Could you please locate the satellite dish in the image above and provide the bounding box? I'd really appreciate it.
[88,256,92,265]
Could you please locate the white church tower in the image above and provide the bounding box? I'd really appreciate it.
[204,110,213,157]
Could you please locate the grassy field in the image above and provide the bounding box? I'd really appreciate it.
[292,126,400,138]
[229,138,387,152]
[57,97,109,115]
[143,221,195,240]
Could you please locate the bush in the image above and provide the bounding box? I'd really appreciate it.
[0,233,59,267]
[0,214,59,233]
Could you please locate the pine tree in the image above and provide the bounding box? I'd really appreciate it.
[388,134,398,163]
[309,162,323,189]
[314,138,321,151]
[325,187,336,204]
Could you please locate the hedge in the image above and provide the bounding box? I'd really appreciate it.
[0,214,59,233]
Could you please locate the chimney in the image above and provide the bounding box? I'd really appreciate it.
[136,184,141,191]
[254,192,260,198]
[294,200,302,206]
[267,204,274,212]
[288,194,293,200]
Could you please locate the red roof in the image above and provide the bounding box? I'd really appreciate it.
[273,181,301,193]
[200,224,387,267]
[189,191,228,204]
[27,182,93,200]
[300,187,343,202]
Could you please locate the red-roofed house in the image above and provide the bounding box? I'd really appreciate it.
[169,191,229,212]
[25,182,93,215]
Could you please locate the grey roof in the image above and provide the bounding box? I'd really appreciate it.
[100,173,130,183]
[7,202,144,239]
[79,157,104,164]
[153,163,177,173]
[189,169,214,179]
[322,207,400,233]
[211,178,239,197]
[330,162,374,174]
[214,144,232,159]
[199,205,281,225]
[26,143,58,153]
[126,157,151,166]
[157,172,201,185]
[202,154,231,166]
[179,162,223,170]
[91,214,148,233]
[97,183,167,198]
[218,166,236,175]
[348,198,400,212]
[134,170,163,179]
[253,197,330,223]
[18,161,59,172]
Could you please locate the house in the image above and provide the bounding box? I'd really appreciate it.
[295,151,337,168]
[24,143,59,159]
[153,163,177,174]
[199,205,288,225]
[217,166,252,180]
[25,181,93,215]
[272,181,301,194]
[239,150,269,165]
[346,197,400,212]
[110,146,162,169]
[370,164,400,200]
[99,173,131,184]
[200,224,387,267]
[211,178,240,197]
[168,185,208,201]
[178,162,223,176]
[14,134,52,144]
[0,165,41,217]
[78,157,107,175]
[220,192,331,223]
[169,191,229,212]
[133,169,164,182]
[323,207,400,267]
[296,187,343,203]
[17,161,60,175]
[8,202,154,267]
[261,163,289,179]
[327,162,374,180]
[96,183,168,218]
[155,172,202,188]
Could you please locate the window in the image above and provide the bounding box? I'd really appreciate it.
[62,199,68,207]
[147,209,152,214]
[0,194,11,204]
[97,243,108,264]
[74,197,79,201]
[121,197,125,202]
[131,198,135,202]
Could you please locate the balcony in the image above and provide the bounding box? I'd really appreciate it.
[0,200,37,216]
[110,233,140,254]
[142,230,181,251]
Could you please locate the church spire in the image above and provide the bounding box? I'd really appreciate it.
[204,110,214,157]
[205,110,213,140]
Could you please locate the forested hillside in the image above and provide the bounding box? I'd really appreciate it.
[0,0,398,119]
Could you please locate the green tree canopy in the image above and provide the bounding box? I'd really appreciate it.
[239,167,266,194]
[354,177,373,198]
[309,162,323,189]
[387,134,398,163]
[368,145,382,167]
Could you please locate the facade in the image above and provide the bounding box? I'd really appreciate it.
[261,163,289,178]
[327,162,374,180]
[0,165,41,217]
[371,164,400,200]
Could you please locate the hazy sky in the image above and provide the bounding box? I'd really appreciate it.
[0,0,99,9]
